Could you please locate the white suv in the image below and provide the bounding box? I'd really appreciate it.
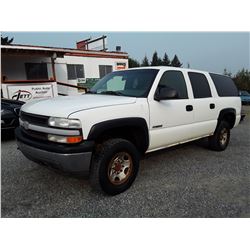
[16,67,241,195]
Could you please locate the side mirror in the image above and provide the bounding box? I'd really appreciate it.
[154,86,178,101]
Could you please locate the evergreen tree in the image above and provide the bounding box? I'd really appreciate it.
[162,53,170,66]
[157,57,163,66]
[171,55,182,67]
[128,57,140,68]
[1,35,14,45]
[141,55,149,66]
[223,68,232,77]
[151,51,159,66]
[233,69,250,91]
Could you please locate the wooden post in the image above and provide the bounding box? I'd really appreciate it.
[51,55,56,81]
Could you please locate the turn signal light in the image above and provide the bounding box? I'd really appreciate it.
[48,134,83,144]
[66,136,83,144]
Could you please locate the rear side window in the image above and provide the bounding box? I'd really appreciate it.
[210,73,238,97]
[158,71,188,99]
[188,72,212,98]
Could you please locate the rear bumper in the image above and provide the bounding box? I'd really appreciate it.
[15,127,94,176]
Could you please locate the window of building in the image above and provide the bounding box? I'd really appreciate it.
[158,70,188,99]
[25,63,48,80]
[188,72,212,98]
[99,65,113,78]
[67,64,85,80]
[210,73,238,97]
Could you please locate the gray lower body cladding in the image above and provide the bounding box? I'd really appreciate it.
[15,127,93,176]
[17,141,92,175]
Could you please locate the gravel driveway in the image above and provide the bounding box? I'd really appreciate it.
[1,107,250,217]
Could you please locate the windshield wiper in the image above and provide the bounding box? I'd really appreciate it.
[99,91,124,96]
[86,90,97,94]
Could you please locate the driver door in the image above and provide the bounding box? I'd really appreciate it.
[148,70,195,151]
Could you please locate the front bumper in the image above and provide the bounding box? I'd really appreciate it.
[1,116,19,130]
[15,127,94,176]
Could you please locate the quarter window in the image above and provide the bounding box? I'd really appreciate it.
[67,64,85,80]
[158,70,188,99]
[188,72,212,98]
[210,73,238,97]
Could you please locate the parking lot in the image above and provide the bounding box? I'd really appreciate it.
[1,106,250,218]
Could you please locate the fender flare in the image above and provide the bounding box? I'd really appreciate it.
[87,117,149,152]
[217,108,236,129]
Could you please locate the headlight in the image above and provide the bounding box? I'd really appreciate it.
[48,117,81,128]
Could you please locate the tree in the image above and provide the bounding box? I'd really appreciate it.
[233,69,250,92]
[157,57,163,66]
[162,53,170,66]
[141,55,149,66]
[171,55,182,67]
[1,35,14,45]
[128,57,140,68]
[151,51,160,66]
[223,68,232,77]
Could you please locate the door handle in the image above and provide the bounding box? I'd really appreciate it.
[186,105,193,112]
[210,103,215,109]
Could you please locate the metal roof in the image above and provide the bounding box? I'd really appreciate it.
[1,44,128,58]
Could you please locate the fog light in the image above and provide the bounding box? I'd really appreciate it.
[48,134,82,144]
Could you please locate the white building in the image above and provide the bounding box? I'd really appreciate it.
[1,36,128,101]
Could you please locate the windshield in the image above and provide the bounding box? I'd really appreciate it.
[89,69,159,97]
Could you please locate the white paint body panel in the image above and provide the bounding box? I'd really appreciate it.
[22,94,136,118]
[20,66,242,152]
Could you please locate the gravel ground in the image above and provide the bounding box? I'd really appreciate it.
[1,107,250,218]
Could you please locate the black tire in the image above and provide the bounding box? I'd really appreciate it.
[208,121,230,151]
[90,138,140,195]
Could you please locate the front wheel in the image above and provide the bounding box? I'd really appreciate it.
[90,138,140,195]
[208,121,230,151]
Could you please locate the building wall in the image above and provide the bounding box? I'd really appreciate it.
[56,55,128,95]
[1,54,128,96]
[1,55,54,80]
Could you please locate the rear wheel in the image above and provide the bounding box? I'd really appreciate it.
[90,138,140,195]
[208,121,230,151]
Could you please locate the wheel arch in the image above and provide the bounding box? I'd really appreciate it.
[217,108,236,129]
[87,117,149,154]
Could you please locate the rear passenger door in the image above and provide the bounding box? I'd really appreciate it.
[187,72,218,137]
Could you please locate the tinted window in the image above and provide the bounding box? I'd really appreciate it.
[210,73,238,97]
[158,71,188,99]
[188,72,212,98]
[25,63,48,80]
[67,64,85,80]
[99,65,113,78]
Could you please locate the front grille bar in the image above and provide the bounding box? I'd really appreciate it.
[20,111,49,126]
[19,119,80,136]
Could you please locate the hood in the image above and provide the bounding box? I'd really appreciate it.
[21,94,136,117]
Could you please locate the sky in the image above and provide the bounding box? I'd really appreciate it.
[2,32,250,75]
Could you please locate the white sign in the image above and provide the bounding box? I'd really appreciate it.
[88,37,107,50]
[2,82,58,102]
